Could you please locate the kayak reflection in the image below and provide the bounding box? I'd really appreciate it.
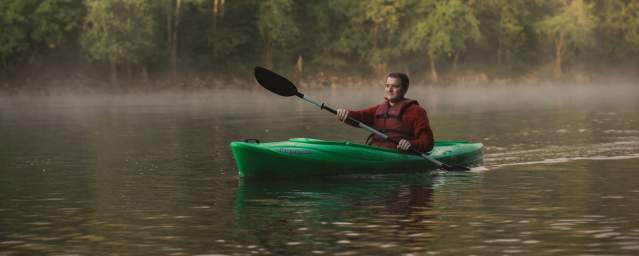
[232,174,454,252]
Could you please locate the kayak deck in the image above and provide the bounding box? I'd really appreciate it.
[230,138,483,178]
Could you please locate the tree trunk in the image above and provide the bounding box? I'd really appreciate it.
[142,65,149,85]
[211,0,225,61]
[375,63,388,77]
[110,60,119,88]
[167,1,172,47]
[296,55,304,74]
[293,55,303,84]
[497,40,503,65]
[429,56,439,84]
[554,31,564,77]
[212,0,225,29]
[169,0,182,83]
[264,39,273,69]
[295,55,304,79]
[126,62,132,83]
[452,52,459,72]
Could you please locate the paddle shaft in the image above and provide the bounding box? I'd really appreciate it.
[295,92,454,170]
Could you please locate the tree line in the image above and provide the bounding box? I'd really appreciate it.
[1,0,638,89]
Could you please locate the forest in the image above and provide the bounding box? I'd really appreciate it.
[1,0,638,92]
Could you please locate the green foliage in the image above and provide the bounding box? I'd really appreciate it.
[362,0,404,68]
[175,0,260,71]
[537,0,598,52]
[0,0,84,69]
[207,2,256,60]
[473,0,535,66]
[32,0,84,49]
[1,0,639,85]
[307,0,408,72]
[257,0,299,48]
[326,0,369,63]
[80,0,158,64]
[625,2,639,50]
[535,0,598,74]
[597,0,639,58]
[209,0,260,69]
[0,0,36,66]
[256,0,300,68]
[288,1,350,70]
[401,0,480,61]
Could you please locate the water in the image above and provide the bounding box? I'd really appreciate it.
[1,84,638,255]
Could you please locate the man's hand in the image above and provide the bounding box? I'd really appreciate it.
[397,139,411,151]
[336,109,349,122]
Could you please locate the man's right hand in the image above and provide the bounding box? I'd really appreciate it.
[336,109,349,122]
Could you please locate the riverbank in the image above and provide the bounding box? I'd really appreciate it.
[1,67,637,96]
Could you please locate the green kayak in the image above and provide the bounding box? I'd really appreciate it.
[230,138,483,178]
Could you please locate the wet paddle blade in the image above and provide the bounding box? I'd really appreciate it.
[254,66,298,97]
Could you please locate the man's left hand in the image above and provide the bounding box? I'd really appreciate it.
[397,139,411,151]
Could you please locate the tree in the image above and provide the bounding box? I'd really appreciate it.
[472,0,535,68]
[257,0,299,69]
[1,0,83,74]
[205,0,258,70]
[81,0,159,87]
[401,0,480,83]
[324,0,370,71]
[536,0,598,76]
[0,0,36,69]
[317,0,407,75]
[279,0,338,76]
[625,2,639,51]
[596,0,639,60]
[362,0,404,75]
[32,0,84,50]
[164,0,194,83]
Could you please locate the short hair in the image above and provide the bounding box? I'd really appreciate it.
[387,72,409,91]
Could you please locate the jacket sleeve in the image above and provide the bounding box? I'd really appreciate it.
[345,105,377,127]
[407,107,434,153]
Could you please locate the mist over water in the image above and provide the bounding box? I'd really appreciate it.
[5,81,637,167]
[1,82,639,255]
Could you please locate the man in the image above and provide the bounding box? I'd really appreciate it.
[336,73,434,153]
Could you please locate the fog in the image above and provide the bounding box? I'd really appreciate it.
[2,81,637,114]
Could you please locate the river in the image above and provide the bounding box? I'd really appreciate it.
[1,83,638,255]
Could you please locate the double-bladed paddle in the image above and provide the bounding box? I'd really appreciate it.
[254,66,469,172]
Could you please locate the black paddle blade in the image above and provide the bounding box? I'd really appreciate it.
[254,66,298,97]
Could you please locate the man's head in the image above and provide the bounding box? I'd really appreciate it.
[384,73,409,103]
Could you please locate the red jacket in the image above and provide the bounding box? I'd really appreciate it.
[347,100,434,153]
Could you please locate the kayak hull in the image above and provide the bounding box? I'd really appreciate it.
[230,138,483,178]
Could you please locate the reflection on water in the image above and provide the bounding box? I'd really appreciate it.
[233,174,440,255]
[1,85,639,255]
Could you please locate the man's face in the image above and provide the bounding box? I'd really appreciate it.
[384,77,405,102]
